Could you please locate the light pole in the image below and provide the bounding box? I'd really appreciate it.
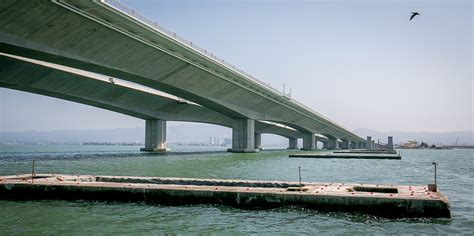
[428,162,438,192]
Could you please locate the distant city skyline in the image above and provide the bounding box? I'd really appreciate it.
[0,0,472,133]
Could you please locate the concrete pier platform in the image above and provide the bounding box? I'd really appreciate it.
[334,150,398,154]
[289,152,401,159]
[0,174,449,218]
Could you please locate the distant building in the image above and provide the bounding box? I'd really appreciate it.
[402,141,418,149]
[208,137,219,145]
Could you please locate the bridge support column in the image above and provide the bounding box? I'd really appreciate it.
[350,141,357,149]
[328,138,340,150]
[228,119,259,153]
[288,138,298,149]
[322,141,328,149]
[367,136,373,150]
[254,133,262,150]
[387,136,394,150]
[140,119,169,153]
[341,140,350,149]
[301,133,316,150]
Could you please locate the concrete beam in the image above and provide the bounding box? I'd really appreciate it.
[140,119,169,153]
[228,119,258,153]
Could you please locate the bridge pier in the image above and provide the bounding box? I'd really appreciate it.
[322,141,328,149]
[140,119,169,153]
[328,138,340,150]
[288,138,298,149]
[228,119,259,153]
[387,136,394,150]
[301,133,316,150]
[350,141,357,149]
[341,140,350,149]
[367,136,373,150]
[254,133,262,150]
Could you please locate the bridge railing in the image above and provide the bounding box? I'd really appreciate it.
[101,0,359,139]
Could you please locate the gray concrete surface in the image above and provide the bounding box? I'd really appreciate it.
[0,53,304,150]
[0,0,366,146]
[0,174,450,218]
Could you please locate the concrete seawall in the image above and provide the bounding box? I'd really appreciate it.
[0,174,450,218]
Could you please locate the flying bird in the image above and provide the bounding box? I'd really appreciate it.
[409,12,420,21]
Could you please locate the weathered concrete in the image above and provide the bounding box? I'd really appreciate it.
[0,174,450,218]
[335,150,398,154]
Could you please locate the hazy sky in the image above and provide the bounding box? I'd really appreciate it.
[0,0,472,133]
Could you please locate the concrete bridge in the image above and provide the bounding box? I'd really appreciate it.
[0,0,367,152]
[0,53,307,151]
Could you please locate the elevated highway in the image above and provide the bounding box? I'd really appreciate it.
[0,53,307,151]
[0,0,366,152]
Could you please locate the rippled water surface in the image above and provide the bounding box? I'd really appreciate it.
[0,145,473,234]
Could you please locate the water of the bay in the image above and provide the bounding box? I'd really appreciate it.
[0,145,473,234]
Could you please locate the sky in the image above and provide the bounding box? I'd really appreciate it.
[0,0,472,133]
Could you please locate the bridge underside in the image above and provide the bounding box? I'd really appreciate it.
[0,0,367,152]
[0,53,306,152]
[0,0,365,148]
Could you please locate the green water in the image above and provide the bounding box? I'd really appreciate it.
[0,145,473,234]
